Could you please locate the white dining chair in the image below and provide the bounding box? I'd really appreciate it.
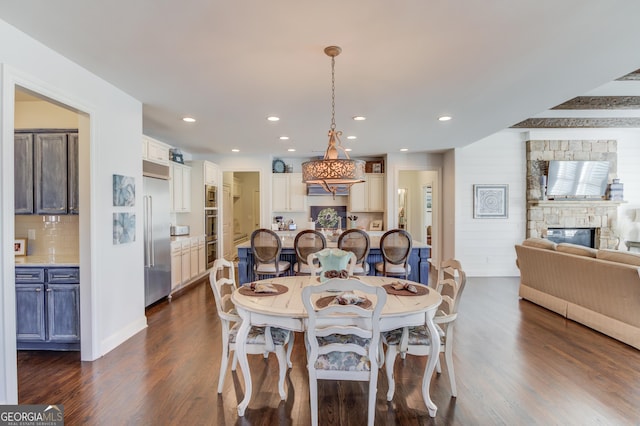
[302,278,387,426]
[382,258,466,399]
[209,258,293,397]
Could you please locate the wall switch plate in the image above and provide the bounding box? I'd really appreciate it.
[28,229,36,240]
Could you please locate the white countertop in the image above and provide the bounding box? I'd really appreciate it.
[14,255,80,267]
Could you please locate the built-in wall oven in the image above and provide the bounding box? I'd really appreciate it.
[205,185,217,208]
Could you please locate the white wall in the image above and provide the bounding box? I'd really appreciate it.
[454,132,526,277]
[1,19,147,403]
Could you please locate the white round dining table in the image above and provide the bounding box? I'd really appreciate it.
[231,275,443,418]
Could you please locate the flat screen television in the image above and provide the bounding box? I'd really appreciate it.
[546,160,609,199]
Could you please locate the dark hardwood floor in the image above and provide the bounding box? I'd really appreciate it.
[17,275,640,425]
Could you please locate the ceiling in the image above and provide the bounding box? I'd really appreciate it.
[3,1,640,158]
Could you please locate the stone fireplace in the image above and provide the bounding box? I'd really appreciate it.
[526,139,621,249]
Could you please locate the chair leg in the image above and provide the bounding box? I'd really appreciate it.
[378,339,385,368]
[275,345,288,400]
[436,356,442,374]
[368,369,378,426]
[309,374,319,426]
[231,351,238,371]
[444,342,457,397]
[286,332,294,368]
[217,344,230,393]
[385,345,398,401]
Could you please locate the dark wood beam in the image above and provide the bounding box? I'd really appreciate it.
[552,96,640,110]
[511,117,640,128]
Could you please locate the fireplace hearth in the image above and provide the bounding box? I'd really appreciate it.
[547,228,596,248]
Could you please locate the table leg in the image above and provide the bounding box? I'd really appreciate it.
[421,310,439,417]
[236,308,252,416]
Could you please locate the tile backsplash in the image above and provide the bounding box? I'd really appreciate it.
[15,215,79,257]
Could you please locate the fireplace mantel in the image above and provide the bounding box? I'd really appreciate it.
[528,200,624,207]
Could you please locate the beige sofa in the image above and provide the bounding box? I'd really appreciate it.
[515,238,640,350]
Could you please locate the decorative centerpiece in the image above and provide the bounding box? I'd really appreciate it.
[315,248,355,282]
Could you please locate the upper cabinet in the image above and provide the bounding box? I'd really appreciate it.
[349,173,385,212]
[14,134,34,214]
[204,161,218,186]
[170,163,192,213]
[142,136,170,165]
[273,173,306,212]
[15,130,78,215]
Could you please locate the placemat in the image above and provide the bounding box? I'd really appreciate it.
[238,283,289,297]
[383,283,429,296]
[315,295,372,309]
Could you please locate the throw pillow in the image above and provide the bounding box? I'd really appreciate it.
[556,243,597,258]
[596,249,640,266]
[522,237,557,250]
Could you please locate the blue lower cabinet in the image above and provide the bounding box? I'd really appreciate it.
[15,267,80,351]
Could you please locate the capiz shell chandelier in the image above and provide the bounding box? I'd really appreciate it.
[302,46,365,197]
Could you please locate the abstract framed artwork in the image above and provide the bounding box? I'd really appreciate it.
[113,174,135,207]
[113,213,136,244]
[473,184,508,219]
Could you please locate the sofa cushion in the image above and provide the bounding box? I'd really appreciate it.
[596,249,640,266]
[522,237,557,250]
[556,243,597,258]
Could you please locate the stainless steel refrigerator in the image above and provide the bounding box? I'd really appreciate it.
[143,176,171,306]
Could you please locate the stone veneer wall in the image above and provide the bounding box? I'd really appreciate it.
[526,139,619,249]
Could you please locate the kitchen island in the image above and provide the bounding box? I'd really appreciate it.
[236,232,431,285]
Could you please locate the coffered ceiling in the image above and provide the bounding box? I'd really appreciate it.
[3,1,640,157]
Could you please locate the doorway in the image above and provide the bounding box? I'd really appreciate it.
[222,171,260,260]
[13,87,90,360]
[398,170,439,265]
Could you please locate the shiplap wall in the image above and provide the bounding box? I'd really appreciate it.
[455,132,526,277]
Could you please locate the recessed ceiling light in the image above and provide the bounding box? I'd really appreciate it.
[438,115,452,121]
[287,148,296,152]
[231,149,240,152]
[279,136,290,140]
[345,148,352,152]
[182,117,196,123]
[346,135,357,140]
[267,115,280,122]
[352,116,366,121]
[400,148,408,152]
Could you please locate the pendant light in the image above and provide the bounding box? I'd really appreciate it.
[302,46,365,198]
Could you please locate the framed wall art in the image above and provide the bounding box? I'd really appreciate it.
[369,220,383,231]
[113,174,135,207]
[473,184,508,219]
[14,238,27,256]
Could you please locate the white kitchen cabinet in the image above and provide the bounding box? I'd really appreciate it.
[142,136,170,165]
[272,173,306,212]
[170,163,191,213]
[233,177,242,198]
[170,241,182,290]
[171,236,207,292]
[204,161,218,186]
[190,238,199,279]
[349,173,385,212]
[197,236,206,274]
[180,240,191,284]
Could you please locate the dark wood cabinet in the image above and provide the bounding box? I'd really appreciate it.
[14,130,79,215]
[14,133,34,214]
[34,133,68,215]
[67,133,79,214]
[15,266,80,350]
